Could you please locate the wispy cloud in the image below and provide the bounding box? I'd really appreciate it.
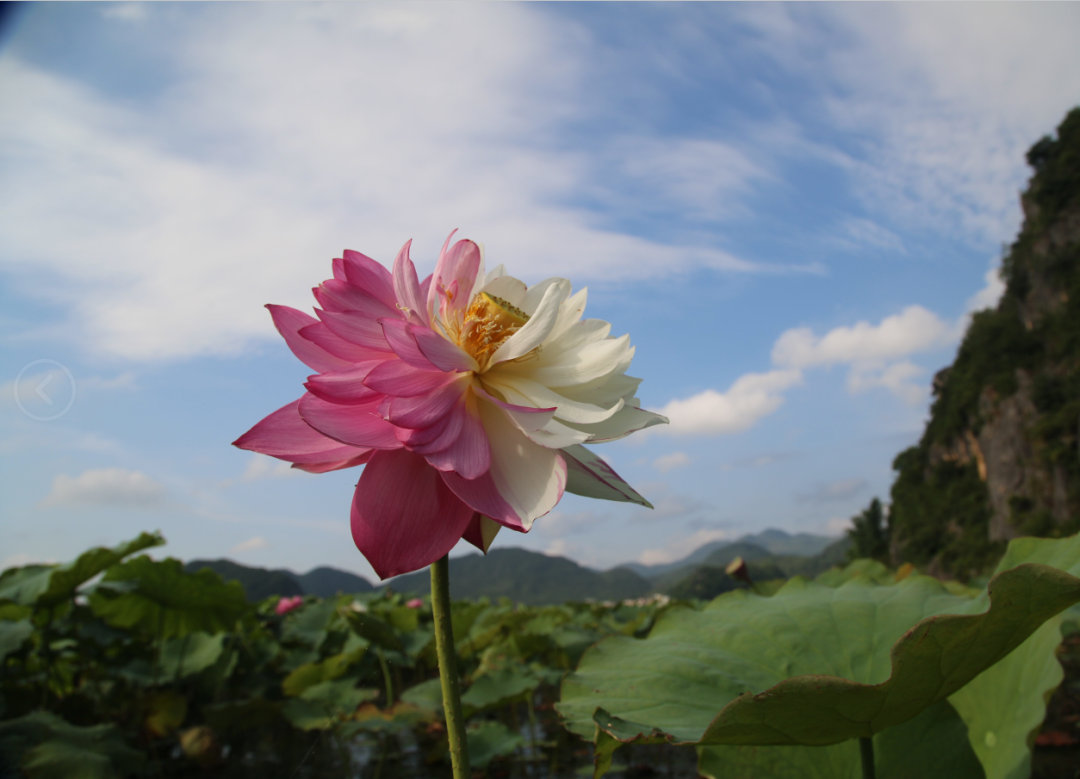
[653,452,691,473]
[638,527,730,567]
[659,369,803,436]
[0,4,798,363]
[41,468,166,508]
[797,478,867,505]
[231,536,269,554]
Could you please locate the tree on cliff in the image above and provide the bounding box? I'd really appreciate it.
[888,107,1080,578]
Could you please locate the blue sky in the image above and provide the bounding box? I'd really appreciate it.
[2,3,1079,581]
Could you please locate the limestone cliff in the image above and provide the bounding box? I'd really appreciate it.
[888,108,1080,577]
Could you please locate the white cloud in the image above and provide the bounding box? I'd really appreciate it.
[41,468,166,508]
[819,4,1080,245]
[847,360,927,406]
[238,455,301,483]
[798,478,867,504]
[0,5,792,363]
[231,536,269,554]
[836,217,906,254]
[772,305,953,370]
[966,264,1006,314]
[659,369,803,436]
[605,136,771,221]
[638,528,730,567]
[823,515,852,536]
[653,452,691,473]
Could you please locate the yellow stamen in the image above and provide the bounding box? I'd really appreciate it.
[459,292,529,370]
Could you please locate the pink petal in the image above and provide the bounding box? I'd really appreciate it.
[314,279,400,319]
[300,320,387,362]
[342,249,396,308]
[392,240,428,325]
[380,319,439,369]
[412,325,476,372]
[267,305,352,373]
[233,398,348,456]
[427,233,481,320]
[440,470,526,531]
[364,359,456,397]
[292,452,371,473]
[298,393,402,450]
[380,374,468,429]
[351,449,476,579]
[561,444,652,507]
[304,362,385,405]
[318,308,394,351]
[401,392,491,479]
[462,514,509,553]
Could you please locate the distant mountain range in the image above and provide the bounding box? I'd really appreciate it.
[184,528,848,605]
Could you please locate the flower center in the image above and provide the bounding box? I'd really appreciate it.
[459,292,529,370]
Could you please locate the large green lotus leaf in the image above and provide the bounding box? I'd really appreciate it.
[467,720,526,769]
[281,597,340,651]
[158,631,227,680]
[88,556,248,638]
[281,677,375,730]
[461,664,541,713]
[559,534,1080,754]
[697,698,983,779]
[0,711,144,779]
[947,614,1065,779]
[0,532,163,608]
[0,619,33,661]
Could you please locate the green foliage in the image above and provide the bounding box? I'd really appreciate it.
[558,532,1080,779]
[846,498,889,562]
[5,532,1078,777]
[1024,107,1080,224]
[88,556,248,639]
[889,450,1001,576]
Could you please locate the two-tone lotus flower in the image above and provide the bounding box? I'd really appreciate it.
[234,234,665,578]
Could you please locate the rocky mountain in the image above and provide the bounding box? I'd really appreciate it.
[889,107,1080,577]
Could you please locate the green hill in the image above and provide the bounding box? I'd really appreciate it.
[297,566,374,598]
[185,558,303,601]
[384,547,653,605]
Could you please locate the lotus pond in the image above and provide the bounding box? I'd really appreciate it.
[1,531,1078,778]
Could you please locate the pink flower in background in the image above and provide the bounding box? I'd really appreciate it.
[275,595,303,615]
[406,598,424,609]
[234,233,665,578]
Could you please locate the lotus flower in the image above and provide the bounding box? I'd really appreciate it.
[234,233,665,578]
[275,595,303,615]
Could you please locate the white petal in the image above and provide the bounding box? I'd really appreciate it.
[488,279,569,365]
[545,287,588,343]
[562,444,652,507]
[485,374,623,424]
[525,334,634,388]
[480,274,527,308]
[479,400,566,530]
[558,373,643,407]
[522,277,569,315]
[564,403,668,443]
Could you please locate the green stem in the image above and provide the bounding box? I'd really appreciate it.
[431,554,470,779]
[377,650,394,705]
[859,735,876,779]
